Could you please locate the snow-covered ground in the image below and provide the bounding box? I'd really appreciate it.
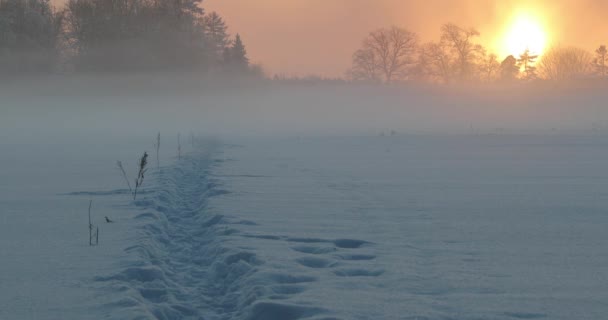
[2,134,608,319]
[0,136,168,319]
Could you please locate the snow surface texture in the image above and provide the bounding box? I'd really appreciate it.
[0,138,158,319]
[2,135,608,319]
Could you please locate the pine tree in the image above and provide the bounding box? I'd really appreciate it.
[594,45,607,78]
[178,0,204,16]
[204,11,229,62]
[517,49,538,80]
[230,33,249,71]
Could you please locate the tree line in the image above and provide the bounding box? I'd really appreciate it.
[349,24,608,84]
[0,0,255,75]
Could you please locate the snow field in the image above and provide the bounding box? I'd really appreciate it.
[3,134,608,319]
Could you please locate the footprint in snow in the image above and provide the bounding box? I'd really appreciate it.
[295,257,337,269]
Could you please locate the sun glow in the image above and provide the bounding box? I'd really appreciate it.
[501,13,549,58]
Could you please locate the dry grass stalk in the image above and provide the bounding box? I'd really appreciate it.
[116,161,133,194]
[133,152,148,200]
[177,133,182,160]
[155,132,160,169]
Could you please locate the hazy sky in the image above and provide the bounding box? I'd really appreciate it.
[53,0,608,76]
[204,0,608,76]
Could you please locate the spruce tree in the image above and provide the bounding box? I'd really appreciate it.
[230,33,249,71]
[204,11,229,62]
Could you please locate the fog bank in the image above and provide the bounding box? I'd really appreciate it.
[3,75,608,144]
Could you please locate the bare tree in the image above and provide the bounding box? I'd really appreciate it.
[594,45,607,78]
[0,0,64,73]
[479,53,500,83]
[348,48,380,82]
[538,46,593,81]
[352,26,418,83]
[440,23,484,80]
[417,42,454,83]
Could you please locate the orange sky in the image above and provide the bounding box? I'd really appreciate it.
[52,0,608,76]
[204,0,608,76]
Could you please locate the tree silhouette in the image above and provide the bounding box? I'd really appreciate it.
[352,26,418,83]
[440,23,484,80]
[500,55,519,81]
[0,0,252,75]
[64,0,208,71]
[538,46,593,80]
[348,48,380,82]
[594,45,607,78]
[0,0,64,73]
[479,53,500,82]
[417,42,454,83]
[226,33,249,72]
[221,33,251,74]
[204,11,230,63]
[517,49,538,80]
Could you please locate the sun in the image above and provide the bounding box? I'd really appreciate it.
[501,13,548,58]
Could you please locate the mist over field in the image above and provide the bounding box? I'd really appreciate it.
[3,75,608,142]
